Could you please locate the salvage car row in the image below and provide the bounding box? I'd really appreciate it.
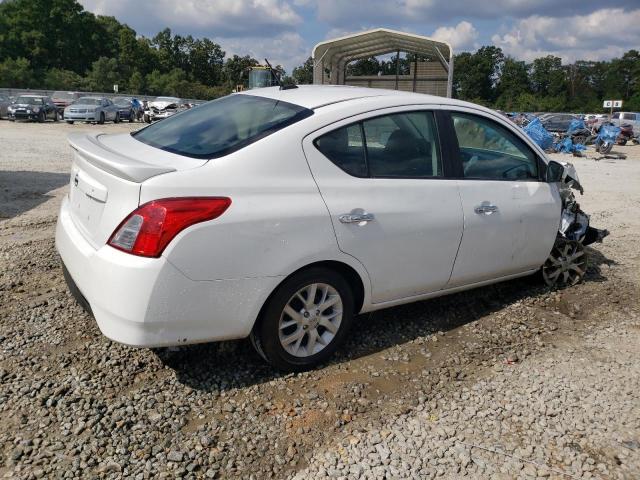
[0,91,199,124]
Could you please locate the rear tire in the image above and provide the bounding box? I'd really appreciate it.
[128,110,134,123]
[143,113,150,123]
[114,112,120,124]
[250,267,354,371]
[617,138,627,146]
[53,110,59,122]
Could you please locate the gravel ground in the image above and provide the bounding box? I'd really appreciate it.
[1,120,639,479]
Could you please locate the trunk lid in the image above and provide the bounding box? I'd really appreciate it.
[67,132,207,248]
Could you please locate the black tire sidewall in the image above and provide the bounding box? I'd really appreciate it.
[99,113,105,124]
[256,268,354,371]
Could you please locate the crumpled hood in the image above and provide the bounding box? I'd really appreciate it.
[148,100,178,110]
[558,161,583,194]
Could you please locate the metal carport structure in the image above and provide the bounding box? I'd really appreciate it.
[312,28,453,97]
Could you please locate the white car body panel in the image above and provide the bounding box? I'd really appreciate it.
[55,85,562,348]
[302,106,464,303]
[449,179,560,286]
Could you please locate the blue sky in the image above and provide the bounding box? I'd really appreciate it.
[79,0,640,72]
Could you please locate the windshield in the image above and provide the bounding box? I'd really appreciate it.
[155,97,180,103]
[114,98,131,107]
[133,94,313,159]
[52,91,75,100]
[75,98,101,105]
[249,69,276,89]
[15,96,44,105]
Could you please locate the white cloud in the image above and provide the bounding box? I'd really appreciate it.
[492,8,640,62]
[219,32,309,73]
[80,0,302,37]
[431,21,478,50]
[307,0,638,27]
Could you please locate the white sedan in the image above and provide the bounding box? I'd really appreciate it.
[56,85,604,370]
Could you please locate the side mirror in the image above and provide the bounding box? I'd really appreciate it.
[546,160,564,183]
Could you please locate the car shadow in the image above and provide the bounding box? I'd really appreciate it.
[0,170,69,219]
[156,245,616,392]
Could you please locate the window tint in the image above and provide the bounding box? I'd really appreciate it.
[622,113,636,121]
[363,112,442,178]
[452,112,538,180]
[315,124,367,177]
[133,94,313,159]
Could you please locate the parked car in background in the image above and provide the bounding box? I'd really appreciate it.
[113,97,144,122]
[539,113,579,133]
[51,91,81,114]
[55,86,607,370]
[611,112,639,133]
[0,94,12,119]
[143,96,184,122]
[8,95,59,122]
[616,123,635,145]
[64,97,120,124]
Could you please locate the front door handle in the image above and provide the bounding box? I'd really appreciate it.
[474,204,498,215]
[339,213,375,224]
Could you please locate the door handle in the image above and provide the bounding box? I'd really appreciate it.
[474,204,498,215]
[339,213,375,224]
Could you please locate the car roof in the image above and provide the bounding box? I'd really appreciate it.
[239,85,473,111]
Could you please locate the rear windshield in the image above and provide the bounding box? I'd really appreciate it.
[132,94,313,159]
[53,91,75,100]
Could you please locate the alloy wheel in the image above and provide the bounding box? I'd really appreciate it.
[542,239,587,287]
[278,283,343,357]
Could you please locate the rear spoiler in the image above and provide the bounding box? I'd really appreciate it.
[68,133,176,183]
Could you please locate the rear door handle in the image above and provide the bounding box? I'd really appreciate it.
[474,204,498,215]
[339,213,375,224]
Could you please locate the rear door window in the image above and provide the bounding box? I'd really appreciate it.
[314,124,367,177]
[314,111,443,179]
[451,112,538,180]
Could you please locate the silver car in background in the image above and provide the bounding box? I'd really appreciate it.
[64,97,121,124]
[0,94,12,119]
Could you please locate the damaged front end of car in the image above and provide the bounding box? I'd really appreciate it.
[542,160,609,287]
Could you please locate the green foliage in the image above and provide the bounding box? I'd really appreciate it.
[83,57,120,92]
[0,57,34,88]
[292,56,313,84]
[223,55,259,89]
[44,68,83,90]
[451,47,640,112]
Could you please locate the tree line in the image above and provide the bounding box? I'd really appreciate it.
[0,0,282,98]
[1,0,638,111]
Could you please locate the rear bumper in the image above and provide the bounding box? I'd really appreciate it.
[55,196,280,347]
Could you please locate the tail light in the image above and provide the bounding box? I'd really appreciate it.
[108,197,231,257]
